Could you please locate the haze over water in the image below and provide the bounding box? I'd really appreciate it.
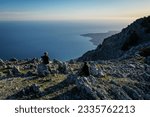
[0,20,126,61]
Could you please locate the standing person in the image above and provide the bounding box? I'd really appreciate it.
[41,52,49,64]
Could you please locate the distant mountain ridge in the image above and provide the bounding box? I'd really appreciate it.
[78,16,150,61]
[81,31,119,46]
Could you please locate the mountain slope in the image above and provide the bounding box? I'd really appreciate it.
[78,16,150,61]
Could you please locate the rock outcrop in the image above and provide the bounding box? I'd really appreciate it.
[37,64,50,77]
[78,16,150,61]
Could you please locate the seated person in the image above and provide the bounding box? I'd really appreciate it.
[78,62,90,77]
[41,52,49,64]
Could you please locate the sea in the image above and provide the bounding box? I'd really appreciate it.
[0,20,127,61]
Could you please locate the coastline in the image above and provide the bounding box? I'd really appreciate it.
[81,31,119,46]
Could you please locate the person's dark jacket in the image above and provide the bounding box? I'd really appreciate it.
[41,55,49,64]
[78,62,90,77]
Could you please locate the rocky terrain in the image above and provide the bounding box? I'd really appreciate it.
[78,16,150,61]
[0,54,150,100]
[0,16,150,100]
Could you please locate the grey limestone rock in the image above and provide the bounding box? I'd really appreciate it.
[57,62,69,74]
[122,86,143,100]
[37,64,50,77]
[89,63,105,77]
[66,74,77,84]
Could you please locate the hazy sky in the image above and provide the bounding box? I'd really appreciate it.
[0,0,149,22]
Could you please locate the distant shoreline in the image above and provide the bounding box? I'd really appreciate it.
[81,31,119,46]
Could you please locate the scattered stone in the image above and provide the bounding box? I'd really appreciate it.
[129,64,136,68]
[99,71,105,77]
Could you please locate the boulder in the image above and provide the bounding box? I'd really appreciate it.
[129,64,136,68]
[21,84,42,96]
[66,74,77,84]
[37,64,50,77]
[89,63,105,77]
[99,71,105,77]
[57,62,69,74]
[30,84,41,94]
[75,76,98,99]
[89,64,99,76]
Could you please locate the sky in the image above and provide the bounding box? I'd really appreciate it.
[0,0,150,22]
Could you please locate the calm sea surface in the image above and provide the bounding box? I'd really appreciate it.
[0,21,126,61]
